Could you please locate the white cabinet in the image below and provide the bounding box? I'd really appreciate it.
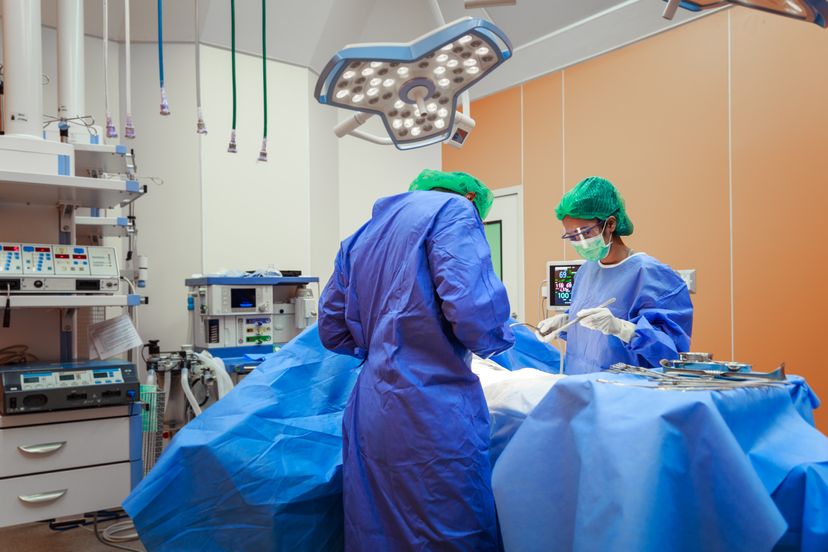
[0,407,141,528]
[0,463,133,528]
[0,417,130,478]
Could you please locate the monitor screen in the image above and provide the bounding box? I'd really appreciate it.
[231,288,257,309]
[547,260,584,309]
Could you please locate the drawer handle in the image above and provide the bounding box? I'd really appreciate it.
[18,489,68,504]
[17,441,67,455]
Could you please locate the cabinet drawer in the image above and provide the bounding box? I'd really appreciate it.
[0,417,130,478]
[0,462,132,528]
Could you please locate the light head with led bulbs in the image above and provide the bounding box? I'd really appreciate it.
[315,17,512,150]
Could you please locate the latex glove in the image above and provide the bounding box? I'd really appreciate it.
[536,313,569,342]
[577,307,636,343]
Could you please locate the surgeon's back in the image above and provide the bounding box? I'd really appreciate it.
[319,188,513,552]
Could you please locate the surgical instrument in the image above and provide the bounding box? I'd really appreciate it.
[543,297,616,340]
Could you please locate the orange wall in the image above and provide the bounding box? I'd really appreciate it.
[444,8,828,429]
[730,9,828,425]
[443,86,523,188]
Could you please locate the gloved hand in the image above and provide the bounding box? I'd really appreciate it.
[536,313,569,342]
[577,307,636,343]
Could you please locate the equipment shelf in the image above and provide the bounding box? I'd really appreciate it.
[0,170,143,208]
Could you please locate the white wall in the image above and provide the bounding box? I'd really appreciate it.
[308,73,341,288]
[337,115,442,238]
[124,43,201,349]
[199,45,311,275]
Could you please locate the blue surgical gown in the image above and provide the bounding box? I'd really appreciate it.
[319,190,515,552]
[563,253,693,374]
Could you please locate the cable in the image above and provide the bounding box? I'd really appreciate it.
[3,283,10,328]
[93,512,141,552]
[158,0,170,115]
[227,0,238,152]
[103,0,117,138]
[195,0,206,134]
[538,279,548,323]
[124,0,135,138]
[101,520,139,543]
[257,0,268,161]
[0,345,38,365]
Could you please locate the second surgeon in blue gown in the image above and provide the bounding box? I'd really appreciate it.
[538,176,693,374]
[319,169,514,551]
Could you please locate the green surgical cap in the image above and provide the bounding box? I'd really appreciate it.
[409,169,494,219]
[555,176,634,236]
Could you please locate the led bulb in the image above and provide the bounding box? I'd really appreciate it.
[383,78,395,87]
[343,70,356,79]
[404,118,414,128]
[370,78,382,86]
[411,127,422,137]
[441,43,454,51]
[476,47,490,56]
[397,67,409,76]
[438,108,449,117]
[370,61,383,68]
[361,68,374,76]
[353,94,365,103]
[434,66,446,75]
[438,78,450,87]
[435,119,446,129]
[394,100,405,109]
[459,35,473,44]
[447,59,459,68]
[392,119,403,129]
[427,103,437,112]
[463,59,477,67]
[367,88,379,97]
[437,54,449,63]
[466,66,480,75]
[336,89,350,99]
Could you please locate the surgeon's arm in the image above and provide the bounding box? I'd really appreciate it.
[626,286,693,367]
[427,202,515,358]
[318,249,363,357]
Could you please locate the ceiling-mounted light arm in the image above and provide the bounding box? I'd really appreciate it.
[465,0,516,7]
[333,112,392,145]
[662,1,828,27]
[351,129,394,146]
[427,0,446,26]
[662,0,682,19]
[334,111,372,138]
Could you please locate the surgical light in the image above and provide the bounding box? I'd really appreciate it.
[315,17,512,150]
[662,0,828,27]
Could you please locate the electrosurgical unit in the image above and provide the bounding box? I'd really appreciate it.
[0,243,120,293]
[0,360,139,415]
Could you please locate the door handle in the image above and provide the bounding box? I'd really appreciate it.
[18,489,68,504]
[17,441,66,455]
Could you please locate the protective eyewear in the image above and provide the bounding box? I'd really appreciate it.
[561,221,604,242]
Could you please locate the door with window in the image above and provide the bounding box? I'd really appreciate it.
[483,187,524,322]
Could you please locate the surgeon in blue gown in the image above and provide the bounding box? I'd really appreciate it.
[538,176,693,374]
[319,169,515,551]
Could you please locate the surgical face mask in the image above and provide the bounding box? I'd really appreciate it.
[570,224,612,261]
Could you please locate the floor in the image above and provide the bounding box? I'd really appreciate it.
[0,517,147,552]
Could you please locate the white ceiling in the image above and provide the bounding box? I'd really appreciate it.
[1,0,716,98]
